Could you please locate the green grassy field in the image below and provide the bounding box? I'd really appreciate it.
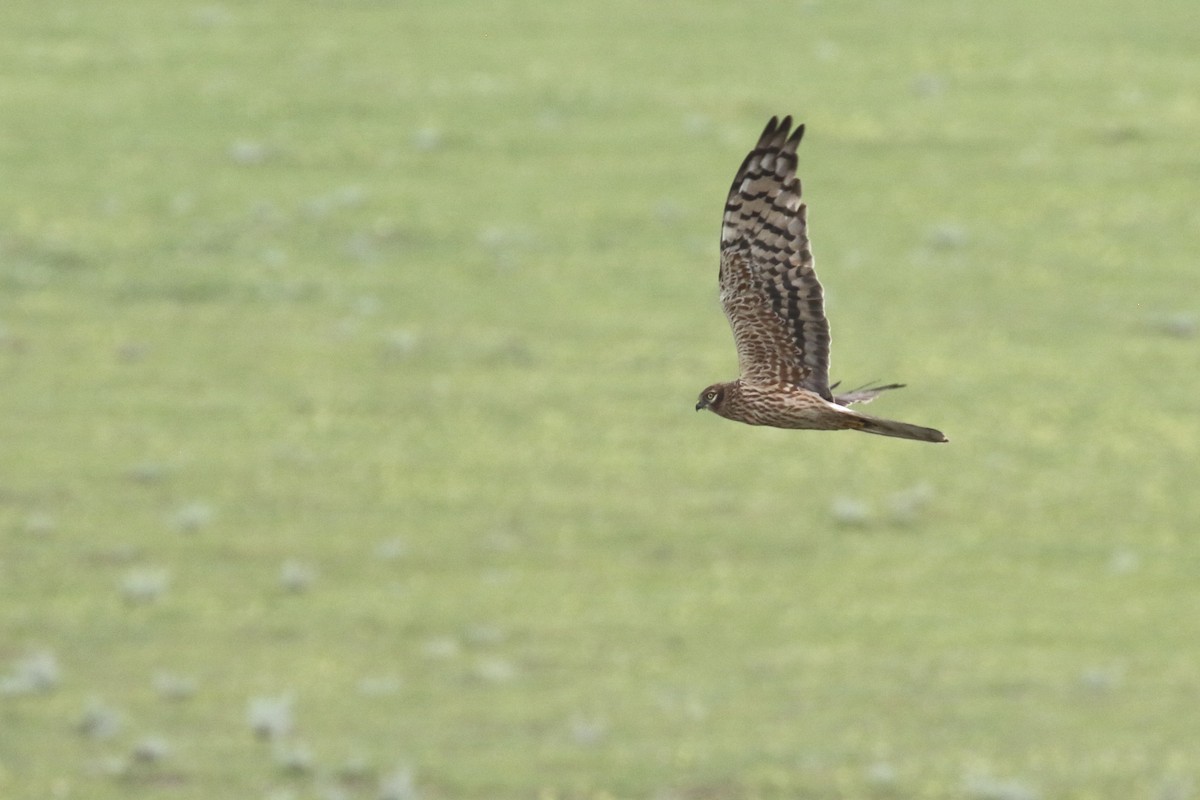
[2,1,1198,797]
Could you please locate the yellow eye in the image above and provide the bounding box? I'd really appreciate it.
[706,391,718,402]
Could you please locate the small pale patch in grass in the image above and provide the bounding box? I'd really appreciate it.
[964,774,1040,800]
[273,739,316,775]
[926,223,970,251]
[865,760,898,788]
[420,636,460,660]
[77,697,123,739]
[682,113,712,136]
[568,714,608,747]
[1145,312,1197,340]
[170,502,215,533]
[383,330,420,359]
[411,127,443,151]
[831,496,872,527]
[121,567,171,605]
[888,482,936,525]
[357,675,403,696]
[463,623,505,646]
[153,671,198,701]
[247,694,294,741]
[473,656,518,684]
[304,185,367,219]
[1079,664,1124,693]
[0,649,61,695]
[131,735,171,764]
[127,462,169,484]
[279,559,317,593]
[228,140,272,166]
[378,766,419,800]
[22,512,56,536]
[335,753,375,782]
[1108,548,1140,575]
[912,73,948,97]
[374,537,409,561]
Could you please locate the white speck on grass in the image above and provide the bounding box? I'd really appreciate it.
[1,649,61,695]
[305,185,367,219]
[78,698,123,739]
[319,784,352,800]
[127,462,169,484]
[383,330,419,358]
[121,567,171,605]
[262,246,288,268]
[1146,312,1197,339]
[228,140,272,165]
[357,675,403,696]
[912,73,948,97]
[247,694,294,741]
[814,39,840,61]
[926,222,970,250]
[964,774,1040,800]
[336,753,375,782]
[93,754,131,778]
[1109,548,1140,575]
[463,624,505,646]
[153,671,198,701]
[1080,664,1124,693]
[420,636,460,660]
[477,225,536,256]
[191,5,233,27]
[411,127,442,151]
[682,113,712,136]
[866,760,898,788]
[279,560,317,594]
[888,482,936,525]
[345,231,378,263]
[117,341,150,362]
[481,530,518,553]
[353,295,381,316]
[1157,777,1195,800]
[273,739,316,775]
[568,714,608,746]
[535,108,564,131]
[378,766,420,800]
[169,192,195,216]
[171,502,214,533]
[473,656,517,684]
[23,512,56,536]
[831,496,872,527]
[131,735,171,764]
[374,537,409,561]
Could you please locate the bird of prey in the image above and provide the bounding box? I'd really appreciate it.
[695,116,948,443]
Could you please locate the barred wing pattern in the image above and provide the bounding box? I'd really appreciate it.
[719,116,832,400]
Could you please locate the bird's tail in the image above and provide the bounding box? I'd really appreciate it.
[848,411,949,443]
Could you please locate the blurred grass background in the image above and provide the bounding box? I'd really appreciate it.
[1,1,1198,798]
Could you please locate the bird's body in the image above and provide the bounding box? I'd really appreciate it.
[696,116,948,444]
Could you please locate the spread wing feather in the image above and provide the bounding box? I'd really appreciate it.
[719,116,832,399]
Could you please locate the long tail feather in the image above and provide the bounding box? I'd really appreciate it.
[852,413,948,443]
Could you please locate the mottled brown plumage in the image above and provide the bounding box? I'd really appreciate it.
[696,116,948,443]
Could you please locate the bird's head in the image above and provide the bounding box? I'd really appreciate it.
[695,383,728,413]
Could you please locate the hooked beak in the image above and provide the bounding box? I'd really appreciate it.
[695,400,706,412]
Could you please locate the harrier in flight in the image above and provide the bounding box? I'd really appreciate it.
[696,116,948,443]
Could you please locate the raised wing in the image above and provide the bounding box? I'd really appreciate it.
[719,116,831,399]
